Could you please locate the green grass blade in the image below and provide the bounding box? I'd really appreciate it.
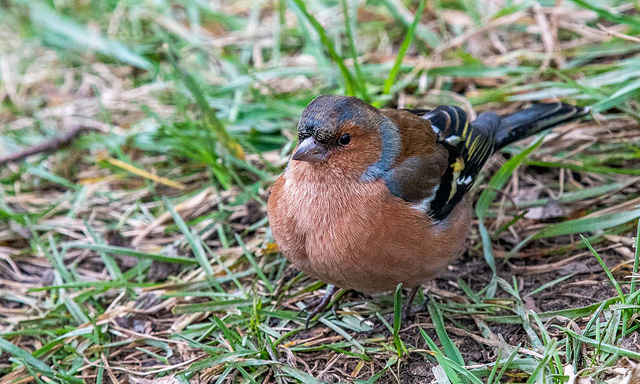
[29,3,153,71]
[592,80,640,113]
[84,222,123,280]
[234,234,274,293]
[167,50,243,166]
[382,0,425,95]
[164,197,217,283]
[392,283,407,357]
[525,339,557,384]
[427,300,464,366]
[289,0,361,98]
[64,243,199,264]
[173,299,254,314]
[46,235,74,283]
[582,235,625,300]
[63,295,90,325]
[279,364,322,384]
[570,0,640,30]
[525,160,640,176]
[381,0,440,48]
[483,296,620,324]
[419,328,463,384]
[476,136,545,273]
[494,344,522,384]
[533,209,640,239]
[341,0,369,102]
[524,273,577,297]
[319,317,366,354]
[0,337,55,377]
[563,329,640,359]
[631,219,640,301]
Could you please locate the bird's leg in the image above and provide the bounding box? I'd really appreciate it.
[402,286,419,320]
[305,284,337,329]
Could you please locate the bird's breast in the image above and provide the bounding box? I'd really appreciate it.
[267,166,471,293]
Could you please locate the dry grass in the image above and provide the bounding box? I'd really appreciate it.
[1,0,640,383]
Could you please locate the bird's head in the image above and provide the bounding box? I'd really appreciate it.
[291,95,396,178]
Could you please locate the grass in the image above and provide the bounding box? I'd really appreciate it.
[1,0,640,383]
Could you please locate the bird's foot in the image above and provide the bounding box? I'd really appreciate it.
[303,284,338,329]
[402,286,419,319]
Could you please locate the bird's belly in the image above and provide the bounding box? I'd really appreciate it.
[302,215,466,292]
[270,177,471,293]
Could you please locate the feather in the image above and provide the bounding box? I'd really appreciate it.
[411,103,588,220]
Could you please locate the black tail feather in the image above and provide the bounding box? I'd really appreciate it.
[494,103,590,150]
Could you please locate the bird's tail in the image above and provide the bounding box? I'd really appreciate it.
[493,103,590,151]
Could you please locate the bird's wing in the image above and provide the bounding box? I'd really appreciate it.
[378,109,451,214]
[404,103,587,220]
[406,106,500,220]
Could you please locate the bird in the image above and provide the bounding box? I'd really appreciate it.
[267,94,589,325]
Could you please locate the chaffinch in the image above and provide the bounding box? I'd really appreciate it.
[267,95,588,324]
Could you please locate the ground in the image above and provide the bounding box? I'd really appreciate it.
[1,0,640,383]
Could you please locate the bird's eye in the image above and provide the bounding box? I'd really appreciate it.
[337,133,351,146]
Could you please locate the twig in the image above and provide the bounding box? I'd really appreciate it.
[0,125,93,166]
[597,23,640,43]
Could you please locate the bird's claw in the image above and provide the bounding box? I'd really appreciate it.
[302,284,337,329]
[304,307,322,329]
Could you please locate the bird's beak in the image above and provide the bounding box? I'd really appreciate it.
[292,137,329,163]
